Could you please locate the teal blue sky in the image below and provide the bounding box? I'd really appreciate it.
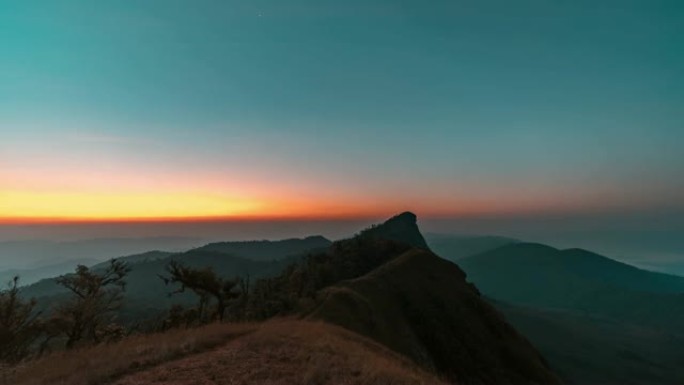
[1,0,683,218]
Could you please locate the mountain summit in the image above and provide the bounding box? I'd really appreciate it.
[359,211,430,250]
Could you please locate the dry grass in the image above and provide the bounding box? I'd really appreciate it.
[117,318,448,385]
[5,319,449,385]
[3,322,256,385]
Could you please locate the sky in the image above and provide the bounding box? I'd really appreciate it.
[1,0,683,222]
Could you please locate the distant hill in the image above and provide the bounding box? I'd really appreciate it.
[0,258,99,287]
[458,243,684,329]
[425,233,519,261]
[90,250,173,269]
[21,237,329,322]
[195,235,331,260]
[458,242,684,384]
[0,237,202,271]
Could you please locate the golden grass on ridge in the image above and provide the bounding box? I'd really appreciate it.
[3,322,256,385]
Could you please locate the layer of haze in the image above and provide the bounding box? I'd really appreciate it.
[0,1,682,269]
[1,211,683,275]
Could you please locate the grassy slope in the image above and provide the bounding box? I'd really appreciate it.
[4,320,449,385]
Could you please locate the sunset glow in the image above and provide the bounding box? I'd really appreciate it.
[0,190,269,221]
[1,1,682,224]
[0,187,406,222]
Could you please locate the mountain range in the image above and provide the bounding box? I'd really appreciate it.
[451,242,684,385]
[13,213,560,385]
[9,212,684,385]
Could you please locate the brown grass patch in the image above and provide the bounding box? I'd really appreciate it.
[114,319,449,385]
[5,319,448,385]
[3,322,256,385]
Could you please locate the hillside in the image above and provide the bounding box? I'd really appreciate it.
[425,233,518,261]
[0,237,201,271]
[459,243,684,329]
[21,237,327,324]
[458,242,684,384]
[308,249,561,385]
[195,235,331,260]
[0,258,99,287]
[90,251,173,269]
[496,302,684,385]
[6,320,449,385]
[262,213,560,385]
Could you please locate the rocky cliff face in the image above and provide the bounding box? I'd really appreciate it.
[358,211,429,250]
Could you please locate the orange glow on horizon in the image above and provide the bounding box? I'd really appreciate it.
[0,180,627,225]
[0,189,402,224]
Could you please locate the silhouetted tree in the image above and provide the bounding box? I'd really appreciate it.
[159,304,200,330]
[226,274,251,321]
[0,277,41,363]
[160,261,240,322]
[54,259,130,348]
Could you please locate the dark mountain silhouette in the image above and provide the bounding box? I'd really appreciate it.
[358,211,430,249]
[0,237,202,271]
[458,243,684,329]
[0,258,99,287]
[195,235,331,260]
[21,237,329,322]
[90,250,173,269]
[497,302,684,385]
[459,242,684,385]
[257,212,562,385]
[308,249,561,385]
[426,233,519,261]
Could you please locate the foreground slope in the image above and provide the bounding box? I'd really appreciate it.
[309,249,561,385]
[7,320,449,385]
